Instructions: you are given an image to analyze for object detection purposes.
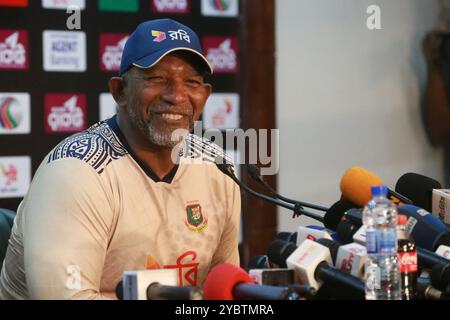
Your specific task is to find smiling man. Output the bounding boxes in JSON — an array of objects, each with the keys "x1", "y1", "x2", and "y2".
[{"x1": 0, "y1": 19, "x2": 241, "y2": 300}]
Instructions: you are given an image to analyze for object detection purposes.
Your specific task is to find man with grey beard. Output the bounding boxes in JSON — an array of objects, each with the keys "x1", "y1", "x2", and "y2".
[{"x1": 0, "y1": 19, "x2": 241, "y2": 300}]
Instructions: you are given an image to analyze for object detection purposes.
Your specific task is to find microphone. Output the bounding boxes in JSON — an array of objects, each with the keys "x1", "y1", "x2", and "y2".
[
  {"x1": 432, "y1": 189, "x2": 450, "y2": 224},
  {"x1": 118, "y1": 269, "x2": 203, "y2": 300},
  {"x1": 246, "y1": 163, "x2": 328, "y2": 212},
  {"x1": 335, "y1": 242, "x2": 367, "y2": 279},
  {"x1": 436, "y1": 245, "x2": 450, "y2": 259},
  {"x1": 215, "y1": 157, "x2": 324, "y2": 222},
  {"x1": 334, "y1": 204, "x2": 449, "y2": 252},
  {"x1": 116, "y1": 280, "x2": 203, "y2": 300},
  {"x1": 272, "y1": 232, "x2": 340, "y2": 265},
  {"x1": 340, "y1": 166, "x2": 412, "y2": 207},
  {"x1": 267, "y1": 238, "x2": 365, "y2": 298},
  {"x1": 276, "y1": 232, "x2": 298, "y2": 244},
  {"x1": 323, "y1": 199, "x2": 360, "y2": 231},
  {"x1": 247, "y1": 255, "x2": 273, "y2": 270},
  {"x1": 296, "y1": 225, "x2": 333, "y2": 246},
  {"x1": 203, "y1": 263, "x2": 300, "y2": 300},
  {"x1": 397, "y1": 205, "x2": 449, "y2": 251},
  {"x1": 395, "y1": 173, "x2": 442, "y2": 212},
  {"x1": 248, "y1": 268, "x2": 317, "y2": 299},
  {"x1": 285, "y1": 239, "x2": 365, "y2": 298}
]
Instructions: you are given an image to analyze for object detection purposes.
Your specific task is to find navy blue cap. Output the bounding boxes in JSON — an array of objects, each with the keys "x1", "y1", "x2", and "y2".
[{"x1": 119, "y1": 19, "x2": 213, "y2": 76}]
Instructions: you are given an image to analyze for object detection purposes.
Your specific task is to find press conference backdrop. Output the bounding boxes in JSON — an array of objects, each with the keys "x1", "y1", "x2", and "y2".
[{"x1": 0, "y1": 0, "x2": 242, "y2": 217}]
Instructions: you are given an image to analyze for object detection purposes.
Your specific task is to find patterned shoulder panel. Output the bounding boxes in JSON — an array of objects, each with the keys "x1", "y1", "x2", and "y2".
[
  {"x1": 47, "y1": 121, "x2": 128, "y2": 174},
  {"x1": 180, "y1": 134, "x2": 234, "y2": 165}
]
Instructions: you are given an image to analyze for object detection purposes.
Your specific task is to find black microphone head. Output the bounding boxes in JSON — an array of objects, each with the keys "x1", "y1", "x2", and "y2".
[
  {"x1": 323, "y1": 199, "x2": 359, "y2": 231},
  {"x1": 430, "y1": 264, "x2": 450, "y2": 291},
  {"x1": 247, "y1": 255, "x2": 271, "y2": 270},
  {"x1": 395, "y1": 173, "x2": 442, "y2": 212},
  {"x1": 315, "y1": 238, "x2": 340, "y2": 265},
  {"x1": 336, "y1": 220, "x2": 360, "y2": 244},
  {"x1": 276, "y1": 232, "x2": 297, "y2": 244},
  {"x1": 267, "y1": 239, "x2": 297, "y2": 268},
  {"x1": 115, "y1": 280, "x2": 123, "y2": 300}
]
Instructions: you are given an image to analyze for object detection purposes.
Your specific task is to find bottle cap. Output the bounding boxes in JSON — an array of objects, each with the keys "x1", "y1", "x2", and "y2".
[
  {"x1": 371, "y1": 185, "x2": 388, "y2": 197},
  {"x1": 397, "y1": 214, "x2": 408, "y2": 225}
]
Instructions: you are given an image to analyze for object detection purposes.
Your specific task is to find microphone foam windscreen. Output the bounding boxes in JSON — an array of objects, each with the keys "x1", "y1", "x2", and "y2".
[
  {"x1": 203, "y1": 263, "x2": 253, "y2": 300},
  {"x1": 340, "y1": 166, "x2": 384, "y2": 207},
  {"x1": 323, "y1": 199, "x2": 359, "y2": 230},
  {"x1": 266, "y1": 239, "x2": 297, "y2": 268},
  {"x1": 395, "y1": 173, "x2": 442, "y2": 212}
]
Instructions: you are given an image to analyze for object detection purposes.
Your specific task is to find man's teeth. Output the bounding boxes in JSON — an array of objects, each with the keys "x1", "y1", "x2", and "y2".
[{"x1": 161, "y1": 113, "x2": 183, "y2": 120}]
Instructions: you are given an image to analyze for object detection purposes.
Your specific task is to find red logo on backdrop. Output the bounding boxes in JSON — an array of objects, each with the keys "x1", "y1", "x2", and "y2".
[
  {"x1": 99, "y1": 33, "x2": 129, "y2": 72},
  {"x1": 398, "y1": 252, "x2": 418, "y2": 273},
  {"x1": 0, "y1": 30, "x2": 28, "y2": 70},
  {"x1": 0, "y1": 0, "x2": 28, "y2": 6},
  {"x1": 150, "y1": 0, "x2": 190, "y2": 14},
  {"x1": 2, "y1": 164, "x2": 17, "y2": 186},
  {"x1": 203, "y1": 36, "x2": 239, "y2": 73},
  {"x1": 44, "y1": 94, "x2": 87, "y2": 133}
]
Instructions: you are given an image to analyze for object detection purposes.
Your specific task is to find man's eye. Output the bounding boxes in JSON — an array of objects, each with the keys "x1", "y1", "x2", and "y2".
[
  {"x1": 145, "y1": 76, "x2": 166, "y2": 82},
  {"x1": 187, "y1": 79, "x2": 202, "y2": 87}
]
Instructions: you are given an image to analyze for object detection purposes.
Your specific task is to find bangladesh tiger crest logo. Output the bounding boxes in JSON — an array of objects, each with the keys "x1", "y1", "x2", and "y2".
[{"x1": 185, "y1": 201, "x2": 208, "y2": 233}]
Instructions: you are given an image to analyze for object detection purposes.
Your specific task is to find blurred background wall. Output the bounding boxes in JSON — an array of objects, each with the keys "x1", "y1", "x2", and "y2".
[{"x1": 276, "y1": 0, "x2": 444, "y2": 231}]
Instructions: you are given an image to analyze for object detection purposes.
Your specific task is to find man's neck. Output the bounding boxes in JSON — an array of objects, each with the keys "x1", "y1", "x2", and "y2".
[{"x1": 116, "y1": 114, "x2": 177, "y2": 180}]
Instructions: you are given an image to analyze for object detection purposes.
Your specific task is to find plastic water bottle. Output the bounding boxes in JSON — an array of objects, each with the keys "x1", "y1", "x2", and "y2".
[{"x1": 363, "y1": 185, "x2": 401, "y2": 300}]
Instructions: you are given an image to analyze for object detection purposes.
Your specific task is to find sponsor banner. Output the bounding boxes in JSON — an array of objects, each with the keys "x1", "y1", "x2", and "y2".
[
  {"x1": 43, "y1": 30, "x2": 86, "y2": 72},
  {"x1": 42, "y1": 0, "x2": 85, "y2": 10},
  {"x1": 203, "y1": 36, "x2": 239, "y2": 73},
  {"x1": 0, "y1": 156, "x2": 31, "y2": 199},
  {"x1": 44, "y1": 93, "x2": 87, "y2": 133},
  {"x1": 0, "y1": 93, "x2": 30, "y2": 135},
  {"x1": 203, "y1": 93, "x2": 239, "y2": 130},
  {"x1": 150, "y1": 0, "x2": 190, "y2": 14},
  {"x1": 0, "y1": 0, "x2": 28, "y2": 7},
  {"x1": 0, "y1": 30, "x2": 28, "y2": 70},
  {"x1": 99, "y1": 93, "x2": 118, "y2": 121},
  {"x1": 98, "y1": 0, "x2": 139, "y2": 12},
  {"x1": 99, "y1": 33, "x2": 129, "y2": 72},
  {"x1": 201, "y1": 0, "x2": 238, "y2": 17}
]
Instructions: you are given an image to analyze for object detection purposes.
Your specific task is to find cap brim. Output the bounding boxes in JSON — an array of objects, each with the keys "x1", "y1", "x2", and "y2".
[{"x1": 132, "y1": 47, "x2": 213, "y2": 75}]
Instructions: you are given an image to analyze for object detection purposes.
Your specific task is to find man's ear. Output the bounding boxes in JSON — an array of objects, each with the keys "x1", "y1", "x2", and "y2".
[{"x1": 108, "y1": 77, "x2": 126, "y2": 107}]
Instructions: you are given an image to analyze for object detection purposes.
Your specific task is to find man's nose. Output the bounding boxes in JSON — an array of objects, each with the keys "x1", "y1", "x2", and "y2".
[{"x1": 161, "y1": 79, "x2": 189, "y2": 105}]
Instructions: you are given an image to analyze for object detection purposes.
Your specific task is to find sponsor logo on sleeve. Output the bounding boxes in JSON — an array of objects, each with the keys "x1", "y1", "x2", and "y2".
[
  {"x1": 43, "y1": 30, "x2": 86, "y2": 72},
  {"x1": 0, "y1": 93, "x2": 30, "y2": 134},
  {"x1": 0, "y1": 156, "x2": 31, "y2": 199},
  {"x1": 0, "y1": 30, "x2": 28, "y2": 70},
  {"x1": 203, "y1": 37, "x2": 238, "y2": 73},
  {"x1": 44, "y1": 94, "x2": 87, "y2": 133}
]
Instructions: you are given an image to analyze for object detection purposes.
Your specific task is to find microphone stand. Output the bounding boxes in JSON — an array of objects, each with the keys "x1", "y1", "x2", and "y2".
[{"x1": 215, "y1": 159, "x2": 324, "y2": 222}]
